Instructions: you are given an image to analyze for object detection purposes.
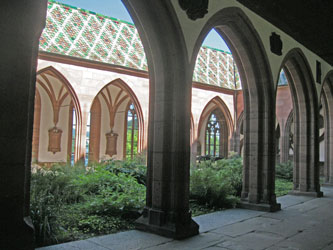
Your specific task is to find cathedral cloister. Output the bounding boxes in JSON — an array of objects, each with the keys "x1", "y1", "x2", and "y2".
[{"x1": 1, "y1": 0, "x2": 333, "y2": 249}]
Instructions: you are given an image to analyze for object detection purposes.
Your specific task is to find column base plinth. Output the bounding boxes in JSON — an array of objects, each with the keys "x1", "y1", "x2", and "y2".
[{"x1": 135, "y1": 209, "x2": 199, "y2": 239}]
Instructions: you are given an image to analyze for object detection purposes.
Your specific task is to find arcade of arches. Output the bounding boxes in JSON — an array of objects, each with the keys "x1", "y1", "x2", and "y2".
[{"x1": 1, "y1": 0, "x2": 333, "y2": 248}]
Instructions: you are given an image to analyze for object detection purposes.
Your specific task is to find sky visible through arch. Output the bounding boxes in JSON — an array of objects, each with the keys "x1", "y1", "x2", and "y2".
[{"x1": 55, "y1": 0, "x2": 231, "y2": 52}]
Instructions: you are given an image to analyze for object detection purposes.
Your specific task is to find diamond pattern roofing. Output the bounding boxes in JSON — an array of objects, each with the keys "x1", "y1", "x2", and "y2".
[{"x1": 39, "y1": 0, "x2": 241, "y2": 89}]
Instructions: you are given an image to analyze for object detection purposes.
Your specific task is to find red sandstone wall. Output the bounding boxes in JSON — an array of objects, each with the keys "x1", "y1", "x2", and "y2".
[
  {"x1": 276, "y1": 86, "x2": 293, "y2": 129},
  {"x1": 236, "y1": 86, "x2": 293, "y2": 128}
]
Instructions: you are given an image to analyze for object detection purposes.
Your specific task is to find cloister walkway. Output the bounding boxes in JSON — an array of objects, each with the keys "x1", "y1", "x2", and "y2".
[{"x1": 38, "y1": 186, "x2": 333, "y2": 250}]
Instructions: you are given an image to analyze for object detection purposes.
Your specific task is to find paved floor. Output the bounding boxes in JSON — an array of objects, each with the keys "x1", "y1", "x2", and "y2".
[{"x1": 38, "y1": 186, "x2": 333, "y2": 250}]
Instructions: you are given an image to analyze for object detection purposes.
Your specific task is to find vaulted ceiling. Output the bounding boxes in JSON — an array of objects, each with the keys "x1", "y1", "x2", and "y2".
[{"x1": 236, "y1": 0, "x2": 333, "y2": 66}]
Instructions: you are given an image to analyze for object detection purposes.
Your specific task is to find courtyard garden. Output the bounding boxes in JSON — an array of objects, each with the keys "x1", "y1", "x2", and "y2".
[{"x1": 30, "y1": 155, "x2": 293, "y2": 247}]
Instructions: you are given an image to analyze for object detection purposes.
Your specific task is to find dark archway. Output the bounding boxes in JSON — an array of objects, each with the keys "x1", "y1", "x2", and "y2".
[{"x1": 191, "y1": 7, "x2": 278, "y2": 211}]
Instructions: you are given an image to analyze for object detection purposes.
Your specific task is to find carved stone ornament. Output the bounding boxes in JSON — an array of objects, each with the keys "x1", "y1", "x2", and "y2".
[
  {"x1": 179, "y1": 0, "x2": 209, "y2": 20},
  {"x1": 270, "y1": 32, "x2": 283, "y2": 56},
  {"x1": 48, "y1": 127, "x2": 62, "y2": 154},
  {"x1": 105, "y1": 131, "x2": 118, "y2": 157}
]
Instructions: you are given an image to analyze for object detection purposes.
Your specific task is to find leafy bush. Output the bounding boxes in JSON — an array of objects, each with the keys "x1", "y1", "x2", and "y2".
[
  {"x1": 73, "y1": 167, "x2": 145, "y2": 216},
  {"x1": 30, "y1": 162, "x2": 146, "y2": 247},
  {"x1": 190, "y1": 156, "x2": 242, "y2": 209},
  {"x1": 276, "y1": 161, "x2": 293, "y2": 181},
  {"x1": 100, "y1": 159, "x2": 147, "y2": 185},
  {"x1": 275, "y1": 178, "x2": 293, "y2": 197},
  {"x1": 30, "y1": 165, "x2": 85, "y2": 246},
  {"x1": 57, "y1": 207, "x2": 133, "y2": 240}
]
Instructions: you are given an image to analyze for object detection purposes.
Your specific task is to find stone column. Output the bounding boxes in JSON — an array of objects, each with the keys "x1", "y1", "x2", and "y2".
[
  {"x1": 0, "y1": 1, "x2": 47, "y2": 249},
  {"x1": 122, "y1": 0, "x2": 199, "y2": 239},
  {"x1": 322, "y1": 82, "x2": 333, "y2": 186},
  {"x1": 135, "y1": 71, "x2": 199, "y2": 237},
  {"x1": 239, "y1": 106, "x2": 280, "y2": 212},
  {"x1": 230, "y1": 132, "x2": 240, "y2": 154},
  {"x1": 280, "y1": 119, "x2": 291, "y2": 163},
  {"x1": 283, "y1": 55, "x2": 322, "y2": 198}
]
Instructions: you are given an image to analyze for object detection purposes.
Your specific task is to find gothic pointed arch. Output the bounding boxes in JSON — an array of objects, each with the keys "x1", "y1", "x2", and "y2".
[
  {"x1": 321, "y1": 70, "x2": 333, "y2": 185},
  {"x1": 279, "y1": 48, "x2": 321, "y2": 196},
  {"x1": 89, "y1": 78, "x2": 144, "y2": 161},
  {"x1": 35, "y1": 66, "x2": 82, "y2": 164},
  {"x1": 123, "y1": 101, "x2": 140, "y2": 160},
  {"x1": 191, "y1": 7, "x2": 278, "y2": 209},
  {"x1": 197, "y1": 96, "x2": 233, "y2": 158}
]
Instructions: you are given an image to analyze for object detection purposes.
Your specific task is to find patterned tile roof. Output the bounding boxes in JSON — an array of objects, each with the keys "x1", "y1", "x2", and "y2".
[{"x1": 39, "y1": 0, "x2": 241, "y2": 89}]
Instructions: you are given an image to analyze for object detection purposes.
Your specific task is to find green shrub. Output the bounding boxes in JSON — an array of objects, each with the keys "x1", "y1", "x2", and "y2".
[
  {"x1": 73, "y1": 168, "x2": 146, "y2": 216},
  {"x1": 30, "y1": 162, "x2": 146, "y2": 247},
  {"x1": 57, "y1": 207, "x2": 133, "y2": 240},
  {"x1": 101, "y1": 159, "x2": 147, "y2": 185},
  {"x1": 275, "y1": 178, "x2": 293, "y2": 197},
  {"x1": 190, "y1": 156, "x2": 242, "y2": 209},
  {"x1": 30, "y1": 165, "x2": 85, "y2": 246},
  {"x1": 276, "y1": 161, "x2": 293, "y2": 181}
]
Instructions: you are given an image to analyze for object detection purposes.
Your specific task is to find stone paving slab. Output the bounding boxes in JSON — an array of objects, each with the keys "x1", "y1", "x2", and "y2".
[
  {"x1": 38, "y1": 239, "x2": 110, "y2": 250},
  {"x1": 145, "y1": 232, "x2": 228, "y2": 250},
  {"x1": 211, "y1": 217, "x2": 281, "y2": 237},
  {"x1": 193, "y1": 209, "x2": 264, "y2": 233},
  {"x1": 266, "y1": 228, "x2": 333, "y2": 250},
  {"x1": 286, "y1": 197, "x2": 330, "y2": 213},
  {"x1": 88, "y1": 230, "x2": 172, "y2": 250},
  {"x1": 217, "y1": 231, "x2": 283, "y2": 250},
  {"x1": 254, "y1": 219, "x2": 305, "y2": 238},
  {"x1": 202, "y1": 247, "x2": 229, "y2": 250},
  {"x1": 322, "y1": 242, "x2": 333, "y2": 250},
  {"x1": 277, "y1": 195, "x2": 314, "y2": 209}
]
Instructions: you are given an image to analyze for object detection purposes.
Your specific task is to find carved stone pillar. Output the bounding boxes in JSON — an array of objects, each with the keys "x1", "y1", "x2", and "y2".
[{"x1": 0, "y1": 1, "x2": 48, "y2": 249}]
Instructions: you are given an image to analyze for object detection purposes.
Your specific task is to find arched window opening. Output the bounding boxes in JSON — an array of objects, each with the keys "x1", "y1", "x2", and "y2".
[
  {"x1": 205, "y1": 112, "x2": 222, "y2": 156},
  {"x1": 125, "y1": 103, "x2": 139, "y2": 160},
  {"x1": 85, "y1": 112, "x2": 91, "y2": 166},
  {"x1": 71, "y1": 107, "x2": 76, "y2": 166},
  {"x1": 276, "y1": 68, "x2": 292, "y2": 164}
]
